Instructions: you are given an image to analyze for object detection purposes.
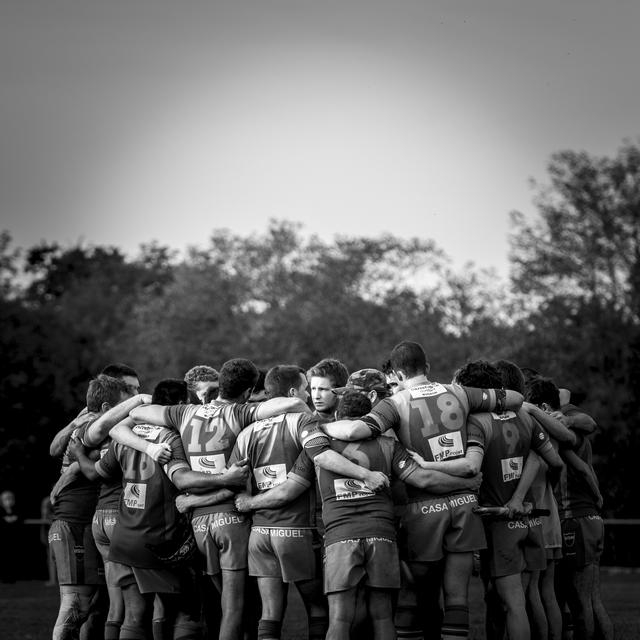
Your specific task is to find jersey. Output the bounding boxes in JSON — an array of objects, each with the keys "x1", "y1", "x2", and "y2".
[
  {"x1": 361, "y1": 379, "x2": 500, "y2": 501},
  {"x1": 466, "y1": 408, "x2": 550, "y2": 507},
  {"x1": 95, "y1": 424, "x2": 191, "y2": 569},
  {"x1": 53, "y1": 412, "x2": 100, "y2": 524},
  {"x1": 230, "y1": 412, "x2": 324, "y2": 528},
  {"x1": 555, "y1": 430, "x2": 599, "y2": 519},
  {"x1": 316, "y1": 437, "x2": 419, "y2": 546},
  {"x1": 163, "y1": 400, "x2": 261, "y2": 515}
]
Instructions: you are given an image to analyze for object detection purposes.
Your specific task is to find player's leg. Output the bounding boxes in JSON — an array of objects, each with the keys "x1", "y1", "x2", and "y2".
[
  {"x1": 53, "y1": 585, "x2": 97, "y2": 640},
  {"x1": 540, "y1": 559, "x2": 563, "y2": 640},
  {"x1": 590, "y1": 564, "x2": 613, "y2": 640},
  {"x1": 494, "y1": 573, "x2": 530, "y2": 640},
  {"x1": 525, "y1": 570, "x2": 548, "y2": 640},
  {"x1": 326, "y1": 587, "x2": 358, "y2": 640},
  {"x1": 256, "y1": 577, "x2": 287, "y2": 639},
  {"x1": 407, "y1": 560, "x2": 444, "y2": 640},
  {"x1": 566, "y1": 564, "x2": 595, "y2": 639},
  {"x1": 119, "y1": 582, "x2": 154, "y2": 640},
  {"x1": 441, "y1": 551, "x2": 473, "y2": 640},
  {"x1": 367, "y1": 587, "x2": 397, "y2": 640},
  {"x1": 219, "y1": 569, "x2": 246, "y2": 640}
]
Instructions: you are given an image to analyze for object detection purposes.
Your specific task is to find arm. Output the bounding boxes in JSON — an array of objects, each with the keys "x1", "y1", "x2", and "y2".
[
  {"x1": 313, "y1": 449, "x2": 389, "y2": 491},
  {"x1": 175, "y1": 489, "x2": 235, "y2": 514},
  {"x1": 83, "y1": 394, "x2": 152, "y2": 447},
  {"x1": 407, "y1": 468, "x2": 483, "y2": 493},
  {"x1": 49, "y1": 407, "x2": 88, "y2": 457},
  {"x1": 523, "y1": 403, "x2": 576, "y2": 445},
  {"x1": 504, "y1": 390, "x2": 524, "y2": 410},
  {"x1": 255, "y1": 397, "x2": 311, "y2": 420},
  {"x1": 129, "y1": 404, "x2": 171, "y2": 426},
  {"x1": 321, "y1": 419, "x2": 375, "y2": 442},
  {"x1": 67, "y1": 437, "x2": 100, "y2": 481},
  {"x1": 49, "y1": 462, "x2": 81, "y2": 505},
  {"x1": 234, "y1": 476, "x2": 308, "y2": 512},
  {"x1": 170, "y1": 459, "x2": 250, "y2": 493},
  {"x1": 504, "y1": 451, "x2": 541, "y2": 516},
  {"x1": 408, "y1": 447, "x2": 484, "y2": 478},
  {"x1": 561, "y1": 410, "x2": 597, "y2": 435},
  {"x1": 109, "y1": 417, "x2": 171, "y2": 463}
]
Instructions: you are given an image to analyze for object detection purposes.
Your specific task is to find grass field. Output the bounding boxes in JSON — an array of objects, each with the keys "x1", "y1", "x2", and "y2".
[{"x1": 3, "y1": 568, "x2": 639, "y2": 639}]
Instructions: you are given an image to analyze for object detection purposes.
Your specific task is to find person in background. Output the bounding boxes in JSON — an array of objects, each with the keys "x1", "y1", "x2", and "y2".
[{"x1": 0, "y1": 489, "x2": 23, "y2": 583}]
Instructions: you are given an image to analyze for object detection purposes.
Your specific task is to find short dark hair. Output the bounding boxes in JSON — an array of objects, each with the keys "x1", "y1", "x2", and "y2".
[
  {"x1": 381, "y1": 359, "x2": 394, "y2": 375},
  {"x1": 525, "y1": 377, "x2": 560, "y2": 410},
  {"x1": 520, "y1": 367, "x2": 541, "y2": 386},
  {"x1": 453, "y1": 360, "x2": 503, "y2": 389},
  {"x1": 218, "y1": 359, "x2": 259, "y2": 399},
  {"x1": 101, "y1": 363, "x2": 139, "y2": 380},
  {"x1": 265, "y1": 365, "x2": 305, "y2": 399},
  {"x1": 184, "y1": 365, "x2": 219, "y2": 390},
  {"x1": 86, "y1": 374, "x2": 128, "y2": 413},
  {"x1": 493, "y1": 359, "x2": 526, "y2": 394},
  {"x1": 306, "y1": 358, "x2": 349, "y2": 388},
  {"x1": 390, "y1": 341, "x2": 428, "y2": 377},
  {"x1": 152, "y1": 379, "x2": 188, "y2": 406},
  {"x1": 335, "y1": 390, "x2": 372, "y2": 420}
]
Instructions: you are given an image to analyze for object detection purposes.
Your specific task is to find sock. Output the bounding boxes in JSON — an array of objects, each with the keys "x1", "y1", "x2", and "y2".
[
  {"x1": 309, "y1": 615, "x2": 328, "y2": 640},
  {"x1": 441, "y1": 605, "x2": 469, "y2": 639},
  {"x1": 119, "y1": 624, "x2": 149, "y2": 640},
  {"x1": 104, "y1": 621, "x2": 122, "y2": 640},
  {"x1": 257, "y1": 618, "x2": 282, "y2": 640}
]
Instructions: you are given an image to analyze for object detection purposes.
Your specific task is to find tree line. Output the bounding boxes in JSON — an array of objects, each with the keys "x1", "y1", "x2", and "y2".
[{"x1": 2, "y1": 140, "x2": 639, "y2": 519}]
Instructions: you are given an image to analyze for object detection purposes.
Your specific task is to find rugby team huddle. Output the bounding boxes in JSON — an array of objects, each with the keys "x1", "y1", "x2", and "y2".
[{"x1": 47, "y1": 340, "x2": 611, "y2": 640}]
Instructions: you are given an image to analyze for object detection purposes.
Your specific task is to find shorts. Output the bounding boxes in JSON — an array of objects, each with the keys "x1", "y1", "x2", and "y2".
[
  {"x1": 323, "y1": 537, "x2": 401, "y2": 594},
  {"x1": 482, "y1": 516, "x2": 546, "y2": 578},
  {"x1": 401, "y1": 493, "x2": 486, "y2": 562},
  {"x1": 248, "y1": 526, "x2": 315, "y2": 583},
  {"x1": 49, "y1": 519, "x2": 104, "y2": 585},
  {"x1": 110, "y1": 561, "x2": 190, "y2": 594},
  {"x1": 92, "y1": 509, "x2": 119, "y2": 587},
  {"x1": 561, "y1": 515, "x2": 604, "y2": 568},
  {"x1": 546, "y1": 547, "x2": 563, "y2": 561},
  {"x1": 191, "y1": 510, "x2": 250, "y2": 575}
]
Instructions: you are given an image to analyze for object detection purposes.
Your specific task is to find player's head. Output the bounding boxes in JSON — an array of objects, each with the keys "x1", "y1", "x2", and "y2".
[
  {"x1": 333, "y1": 368, "x2": 391, "y2": 407},
  {"x1": 389, "y1": 341, "x2": 429, "y2": 379},
  {"x1": 100, "y1": 363, "x2": 140, "y2": 397},
  {"x1": 265, "y1": 365, "x2": 309, "y2": 403},
  {"x1": 152, "y1": 379, "x2": 189, "y2": 406},
  {"x1": 249, "y1": 369, "x2": 268, "y2": 402},
  {"x1": 520, "y1": 366, "x2": 541, "y2": 386},
  {"x1": 306, "y1": 358, "x2": 349, "y2": 415},
  {"x1": 183, "y1": 364, "x2": 219, "y2": 404},
  {"x1": 335, "y1": 389, "x2": 372, "y2": 420},
  {"x1": 218, "y1": 359, "x2": 259, "y2": 403},
  {"x1": 493, "y1": 359, "x2": 526, "y2": 394},
  {"x1": 381, "y1": 358, "x2": 404, "y2": 394},
  {"x1": 86, "y1": 374, "x2": 130, "y2": 413},
  {"x1": 452, "y1": 360, "x2": 502, "y2": 388},
  {"x1": 525, "y1": 376, "x2": 560, "y2": 411}
]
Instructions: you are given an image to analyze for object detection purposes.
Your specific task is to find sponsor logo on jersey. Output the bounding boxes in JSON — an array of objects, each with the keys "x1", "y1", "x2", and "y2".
[
  {"x1": 490, "y1": 411, "x2": 517, "y2": 421},
  {"x1": 123, "y1": 482, "x2": 147, "y2": 509},
  {"x1": 254, "y1": 464, "x2": 287, "y2": 490},
  {"x1": 253, "y1": 416, "x2": 285, "y2": 432},
  {"x1": 409, "y1": 382, "x2": 447, "y2": 399},
  {"x1": 428, "y1": 430, "x2": 464, "y2": 461},
  {"x1": 448, "y1": 493, "x2": 477, "y2": 508},
  {"x1": 421, "y1": 500, "x2": 449, "y2": 515},
  {"x1": 200, "y1": 404, "x2": 223, "y2": 419},
  {"x1": 190, "y1": 453, "x2": 226, "y2": 474},
  {"x1": 104, "y1": 515, "x2": 117, "y2": 527},
  {"x1": 133, "y1": 424, "x2": 164, "y2": 441},
  {"x1": 500, "y1": 456, "x2": 523, "y2": 482},
  {"x1": 334, "y1": 478, "x2": 374, "y2": 501}
]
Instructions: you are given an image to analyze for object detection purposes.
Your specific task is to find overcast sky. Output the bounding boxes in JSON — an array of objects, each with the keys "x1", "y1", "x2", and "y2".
[{"x1": 1, "y1": 0, "x2": 639, "y2": 276}]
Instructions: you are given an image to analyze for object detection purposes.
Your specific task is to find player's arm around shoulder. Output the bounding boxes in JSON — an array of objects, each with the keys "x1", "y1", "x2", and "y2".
[{"x1": 254, "y1": 396, "x2": 311, "y2": 420}]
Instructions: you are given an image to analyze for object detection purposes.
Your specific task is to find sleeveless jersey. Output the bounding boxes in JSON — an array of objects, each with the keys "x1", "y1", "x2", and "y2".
[
  {"x1": 316, "y1": 437, "x2": 418, "y2": 546},
  {"x1": 466, "y1": 408, "x2": 550, "y2": 507},
  {"x1": 164, "y1": 400, "x2": 260, "y2": 515},
  {"x1": 230, "y1": 412, "x2": 322, "y2": 528},
  {"x1": 95, "y1": 424, "x2": 191, "y2": 568}
]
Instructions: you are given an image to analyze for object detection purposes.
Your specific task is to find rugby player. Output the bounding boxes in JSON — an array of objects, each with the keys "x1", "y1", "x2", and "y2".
[
  {"x1": 526, "y1": 377, "x2": 613, "y2": 640},
  {"x1": 49, "y1": 372, "x2": 142, "y2": 640},
  {"x1": 307, "y1": 358, "x2": 349, "y2": 421},
  {"x1": 229, "y1": 364, "x2": 389, "y2": 640},
  {"x1": 184, "y1": 365, "x2": 220, "y2": 404},
  {"x1": 124, "y1": 358, "x2": 313, "y2": 640},
  {"x1": 322, "y1": 342, "x2": 524, "y2": 640},
  {"x1": 93, "y1": 378, "x2": 250, "y2": 640},
  {"x1": 447, "y1": 361, "x2": 563, "y2": 640}
]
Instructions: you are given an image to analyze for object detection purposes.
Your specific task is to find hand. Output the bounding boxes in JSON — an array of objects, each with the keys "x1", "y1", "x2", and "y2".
[
  {"x1": 68, "y1": 435, "x2": 85, "y2": 461},
  {"x1": 504, "y1": 497, "x2": 529, "y2": 519},
  {"x1": 175, "y1": 494, "x2": 194, "y2": 514},
  {"x1": 407, "y1": 450, "x2": 428, "y2": 468},
  {"x1": 595, "y1": 492, "x2": 604, "y2": 510},
  {"x1": 138, "y1": 393, "x2": 153, "y2": 404},
  {"x1": 234, "y1": 492, "x2": 254, "y2": 512},
  {"x1": 362, "y1": 470, "x2": 389, "y2": 492},
  {"x1": 223, "y1": 459, "x2": 250, "y2": 487},
  {"x1": 146, "y1": 442, "x2": 172, "y2": 463},
  {"x1": 549, "y1": 411, "x2": 569, "y2": 427}
]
